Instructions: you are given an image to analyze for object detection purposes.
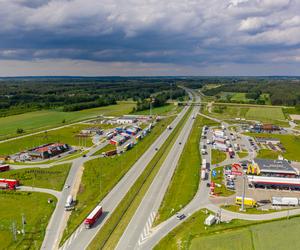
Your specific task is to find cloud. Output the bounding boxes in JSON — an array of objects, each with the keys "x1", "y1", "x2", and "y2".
[{"x1": 0, "y1": 0, "x2": 299, "y2": 75}]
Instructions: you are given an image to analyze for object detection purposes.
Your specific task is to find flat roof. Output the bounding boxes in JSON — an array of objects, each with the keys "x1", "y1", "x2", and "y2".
[
  {"x1": 255, "y1": 137, "x2": 280, "y2": 142},
  {"x1": 254, "y1": 158, "x2": 296, "y2": 174}
]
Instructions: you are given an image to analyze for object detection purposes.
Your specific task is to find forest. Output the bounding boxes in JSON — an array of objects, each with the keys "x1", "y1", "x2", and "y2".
[
  {"x1": 0, "y1": 77, "x2": 187, "y2": 117},
  {"x1": 203, "y1": 78, "x2": 300, "y2": 106}
]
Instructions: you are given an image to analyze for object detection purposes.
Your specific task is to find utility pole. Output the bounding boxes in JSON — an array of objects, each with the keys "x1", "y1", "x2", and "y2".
[
  {"x1": 21, "y1": 213, "x2": 26, "y2": 235},
  {"x1": 241, "y1": 175, "x2": 246, "y2": 211},
  {"x1": 11, "y1": 221, "x2": 17, "y2": 242},
  {"x1": 170, "y1": 82, "x2": 173, "y2": 102}
]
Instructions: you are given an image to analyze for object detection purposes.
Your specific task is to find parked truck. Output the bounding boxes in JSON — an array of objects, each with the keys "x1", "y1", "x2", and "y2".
[
  {"x1": 272, "y1": 197, "x2": 299, "y2": 206},
  {"x1": 201, "y1": 169, "x2": 207, "y2": 180},
  {"x1": 104, "y1": 149, "x2": 117, "y2": 157},
  {"x1": 235, "y1": 196, "x2": 257, "y2": 207},
  {"x1": 0, "y1": 178, "x2": 19, "y2": 190},
  {"x1": 65, "y1": 195, "x2": 74, "y2": 211},
  {"x1": 0, "y1": 165, "x2": 9, "y2": 172},
  {"x1": 202, "y1": 159, "x2": 207, "y2": 170},
  {"x1": 84, "y1": 205, "x2": 103, "y2": 229}
]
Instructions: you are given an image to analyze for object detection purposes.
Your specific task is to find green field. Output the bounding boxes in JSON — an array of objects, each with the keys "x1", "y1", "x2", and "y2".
[
  {"x1": 209, "y1": 104, "x2": 249, "y2": 120},
  {"x1": 211, "y1": 166, "x2": 234, "y2": 196},
  {"x1": 155, "y1": 208, "x2": 300, "y2": 250},
  {"x1": 61, "y1": 116, "x2": 175, "y2": 244},
  {"x1": 154, "y1": 116, "x2": 218, "y2": 225},
  {"x1": 230, "y1": 92, "x2": 252, "y2": 102},
  {"x1": 0, "y1": 124, "x2": 100, "y2": 155},
  {"x1": 0, "y1": 163, "x2": 71, "y2": 191},
  {"x1": 0, "y1": 192, "x2": 56, "y2": 249},
  {"x1": 87, "y1": 107, "x2": 192, "y2": 250},
  {"x1": 0, "y1": 101, "x2": 135, "y2": 140},
  {"x1": 256, "y1": 149, "x2": 280, "y2": 160},
  {"x1": 133, "y1": 104, "x2": 180, "y2": 116},
  {"x1": 92, "y1": 144, "x2": 116, "y2": 156},
  {"x1": 211, "y1": 149, "x2": 227, "y2": 165},
  {"x1": 248, "y1": 133, "x2": 300, "y2": 161},
  {"x1": 246, "y1": 107, "x2": 285, "y2": 121}
]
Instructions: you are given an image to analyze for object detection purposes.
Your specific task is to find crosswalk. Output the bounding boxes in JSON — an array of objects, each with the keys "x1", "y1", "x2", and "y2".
[
  {"x1": 60, "y1": 226, "x2": 83, "y2": 250},
  {"x1": 137, "y1": 211, "x2": 156, "y2": 246}
]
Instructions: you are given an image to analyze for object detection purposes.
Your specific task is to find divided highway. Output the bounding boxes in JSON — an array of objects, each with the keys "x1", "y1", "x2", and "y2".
[
  {"x1": 116, "y1": 93, "x2": 200, "y2": 250},
  {"x1": 59, "y1": 92, "x2": 193, "y2": 250}
]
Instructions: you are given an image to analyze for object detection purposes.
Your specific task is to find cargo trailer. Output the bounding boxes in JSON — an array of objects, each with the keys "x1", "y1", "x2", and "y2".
[
  {"x1": 84, "y1": 205, "x2": 103, "y2": 229},
  {"x1": 272, "y1": 197, "x2": 298, "y2": 206}
]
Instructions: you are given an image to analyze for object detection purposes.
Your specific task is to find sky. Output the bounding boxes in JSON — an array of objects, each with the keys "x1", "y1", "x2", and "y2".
[{"x1": 0, "y1": 0, "x2": 300, "y2": 76}]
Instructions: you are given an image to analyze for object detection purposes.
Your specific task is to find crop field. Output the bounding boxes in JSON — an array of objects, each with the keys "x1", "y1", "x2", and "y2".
[
  {"x1": 155, "y1": 208, "x2": 300, "y2": 250},
  {"x1": 0, "y1": 101, "x2": 135, "y2": 140},
  {"x1": 0, "y1": 191, "x2": 56, "y2": 249},
  {"x1": 0, "y1": 163, "x2": 71, "y2": 191},
  {"x1": 154, "y1": 116, "x2": 218, "y2": 225},
  {"x1": 246, "y1": 107, "x2": 285, "y2": 121},
  {"x1": 61, "y1": 116, "x2": 175, "y2": 244},
  {"x1": 0, "y1": 124, "x2": 99, "y2": 155}
]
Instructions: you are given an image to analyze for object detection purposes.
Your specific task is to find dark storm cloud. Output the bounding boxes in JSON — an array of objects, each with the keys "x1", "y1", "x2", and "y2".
[{"x1": 0, "y1": 0, "x2": 300, "y2": 75}]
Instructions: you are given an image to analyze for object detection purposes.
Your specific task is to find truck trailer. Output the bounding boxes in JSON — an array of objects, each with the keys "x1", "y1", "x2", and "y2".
[
  {"x1": 0, "y1": 178, "x2": 19, "y2": 190},
  {"x1": 65, "y1": 195, "x2": 74, "y2": 211},
  {"x1": 84, "y1": 205, "x2": 103, "y2": 229},
  {"x1": 201, "y1": 169, "x2": 207, "y2": 180},
  {"x1": 0, "y1": 165, "x2": 9, "y2": 172},
  {"x1": 272, "y1": 197, "x2": 299, "y2": 206}
]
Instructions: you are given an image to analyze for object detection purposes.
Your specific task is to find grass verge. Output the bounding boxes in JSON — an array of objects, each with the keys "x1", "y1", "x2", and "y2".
[
  {"x1": 211, "y1": 166, "x2": 235, "y2": 197},
  {"x1": 87, "y1": 107, "x2": 192, "y2": 250},
  {"x1": 211, "y1": 149, "x2": 227, "y2": 165},
  {"x1": 92, "y1": 144, "x2": 116, "y2": 156}
]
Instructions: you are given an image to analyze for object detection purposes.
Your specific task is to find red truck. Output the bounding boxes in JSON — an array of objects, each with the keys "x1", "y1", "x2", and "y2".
[
  {"x1": 105, "y1": 149, "x2": 117, "y2": 157},
  {"x1": 0, "y1": 178, "x2": 19, "y2": 190},
  {"x1": 84, "y1": 205, "x2": 103, "y2": 228},
  {"x1": 0, "y1": 165, "x2": 9, "y2": 172}
]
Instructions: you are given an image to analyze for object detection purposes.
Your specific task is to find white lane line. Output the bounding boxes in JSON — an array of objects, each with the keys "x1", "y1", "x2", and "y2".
[{"x1": 138, "y1": 211, "x2": 157, "y2": 246}]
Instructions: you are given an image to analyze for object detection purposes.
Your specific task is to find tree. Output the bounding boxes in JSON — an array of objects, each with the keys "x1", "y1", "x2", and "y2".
[{"x1": 16, "y1": 128, "x2": 24, "y2": 134}]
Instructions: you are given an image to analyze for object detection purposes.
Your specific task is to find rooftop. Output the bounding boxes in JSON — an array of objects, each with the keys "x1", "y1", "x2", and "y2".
[{"x1": 254, "y1": 158, "x2": 296, "y2": 174}]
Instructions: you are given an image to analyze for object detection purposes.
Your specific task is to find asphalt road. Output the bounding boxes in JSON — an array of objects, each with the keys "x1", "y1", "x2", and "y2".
[
  {"x1": 59, "y1": 95, "x2": 193, "y2": 250},
  {"x1": 41, "y1": 141, "x2": 108, "y2": 250},
  {"x1": 116, "y1": 93, "x2": 200, "y2": 250}
]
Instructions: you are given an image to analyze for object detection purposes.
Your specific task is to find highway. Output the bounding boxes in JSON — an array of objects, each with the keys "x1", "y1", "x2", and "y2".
[
  {"x1": 115, "y1": 93, "x2": 200, "y2": 250},
  {"x1": 59, "y1": 92, "x2": 193, "y2": 250},
  {"x1": 41, "y1": 141, "x2": 109, "y2": 250}
]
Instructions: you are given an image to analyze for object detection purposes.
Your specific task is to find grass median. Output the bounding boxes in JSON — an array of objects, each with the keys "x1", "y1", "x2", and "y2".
[
  {"x1": 87, "y1": 107, "x2": 192, "y2": 250},
  {"x1": 211, "y1": 149, "x2": 227, "y2": 165},
  {"x1": 154, "y1": 116, "x2": 218, "y2": 225},
  {"x1": 60, "y1": 116, "x2": 175, "y2": 245}
]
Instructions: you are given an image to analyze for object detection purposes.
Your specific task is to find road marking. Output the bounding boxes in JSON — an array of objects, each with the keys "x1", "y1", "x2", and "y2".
[{"x1": 138, "y1": 211, "x2": 156, "y2": 246}]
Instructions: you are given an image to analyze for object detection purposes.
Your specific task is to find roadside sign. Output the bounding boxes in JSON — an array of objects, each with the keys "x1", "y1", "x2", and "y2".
[
  {"x1": 212, "y1": 170, "x2": 217, "y2": 177},
  {"x1": 232, "y1": 163, "x2": 241, "y2": 171},
  {"x1": 231, "y1": 170, "x2": 243, "y2": 176}
]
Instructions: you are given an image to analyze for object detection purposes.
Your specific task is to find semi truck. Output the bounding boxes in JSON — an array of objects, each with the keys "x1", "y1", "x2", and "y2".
[
  {"x1": 272, "y1": 197, "x2": 299, "y2": 206},
  {"x1": 84, "y1": 205, "x2": 103, "y2": 229},
  {"x1": 202, "y1": 159, "x2": 207, "y2": 170},
  {"x1": 235, "y1": 196, "x2": 257, "y2": 207},
  {"x1": 0, "y1": 165, "x2": 9, "y2": 172},
  {"x1": 65, "y1": 195, "x2": 74, "y2": 211},
  {"x1": 0, "y1": 182, "x2": 8, "y2": 189},
  {"x1": 0, "y1": 178, "x2": 19, "y2": 190},
  {"x1": 167, "y1": 125, "x2": 172, "y2": 130},
  {"x1": 104, "y1": 149, "x2": 117, "y2": 157}
]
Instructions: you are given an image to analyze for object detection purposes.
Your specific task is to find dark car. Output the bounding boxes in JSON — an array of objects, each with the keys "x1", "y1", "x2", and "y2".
[
  {"x1": 176, "y1": 214, "x2": 186, "y2": 220},
  {"x1": 82, "y1": 154, "x2": 87, "y2": 157}
]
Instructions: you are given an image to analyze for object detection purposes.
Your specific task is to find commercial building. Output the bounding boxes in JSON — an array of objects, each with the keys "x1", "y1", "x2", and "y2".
[
  {"x1": 116, "y1": 116, "x2": 138, "y2": 125},
  {"x1": 28, "y1": 143, "x2": 70, "y2": 159},
  {"x1": 80, "y1": 127, "x2": 103, "y2": 136}
]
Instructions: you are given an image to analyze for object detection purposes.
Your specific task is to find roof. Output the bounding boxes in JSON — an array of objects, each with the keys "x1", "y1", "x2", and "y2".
[
  {"x1": 255, "y1": 137, "x2": 280, "y2": 143},
  {"x1": 254, "y1": 158, "x2": 296, "y2": 174},
  {"x1": 33, "y1": 143, "x2": 65, "y2": 153},
  {"x1": 87, "y1": 205, "x2": 102, "y2": 219}
]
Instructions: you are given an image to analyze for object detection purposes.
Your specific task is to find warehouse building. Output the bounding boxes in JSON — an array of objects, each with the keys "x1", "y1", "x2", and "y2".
[{"x1": 28, "y1": 143, "x2": 70, "y2": 159}]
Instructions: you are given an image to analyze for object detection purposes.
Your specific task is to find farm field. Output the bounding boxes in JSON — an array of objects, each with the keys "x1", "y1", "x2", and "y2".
[
  {"x1": 0, "y1": 192, "x2": 56, "y2": 249},
  {"x1": 0, "y1": 124, "x2": 99, "y2": 155},
  {"x1": 154, "y1": 116, "x2": 218, "y2": 225},
  {"x1": 155, "y1": 208, "x2": 300, "y2": 250},
  {"x1": 246, "y1": 107, "x2": 285, "y2": 121},
  {"x1": 0, "y1": 101, "x2": 135, "y2": 141},
  {"x1": 0, "y1": 163, "x2": 71, "y2": 191},
  {"x1": 248, "y1": 133, "x2": 300, "y2": 161},
  {"x1": 61, "y1": 116, "x2": 175, "y2": 244},
  {"x1": 133, "y1": 104, "x2": 181, "y2": 116},
  {"x1": 211, "y1": 149, "x2": 227, "y2": 165}
]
